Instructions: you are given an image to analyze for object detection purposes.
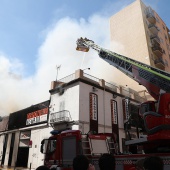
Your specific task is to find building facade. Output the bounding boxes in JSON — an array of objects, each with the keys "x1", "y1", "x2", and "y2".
[
  {"x1": 49, "y1": 69, "x2": 146, "y2": 153},
  {"x1": 110, "y1": 0, "x2": 170, "y2": 92},
  {"x1": 0, "y1": 101, "x2": 52, "y2": 169}
]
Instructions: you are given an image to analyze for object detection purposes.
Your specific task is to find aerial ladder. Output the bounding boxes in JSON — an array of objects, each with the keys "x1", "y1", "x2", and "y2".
[{"x1": 76, "y1": 37, "x2": 170, "y2": 153}]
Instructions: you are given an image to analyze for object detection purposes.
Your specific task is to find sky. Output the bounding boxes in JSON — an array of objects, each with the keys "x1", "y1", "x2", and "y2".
[{"x1": 0, "y1": 0, "x2": 169, "y2": 116}]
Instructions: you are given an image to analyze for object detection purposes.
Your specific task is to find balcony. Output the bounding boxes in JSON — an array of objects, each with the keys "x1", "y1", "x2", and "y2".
[
  {"x1": 148, "y1": 24, "x2": 159, "y2": 35},
  {"x1": 152, "y1": 45, "x2": 163, "y2": 57},
  {"x1": 146, "y1": 13, "x2": 156, "y2": 24},
  {"x1": 49, "y1": 110, "x2": 72, "y2": 126},
  {"x1": 150, "y1": 34, "x2": 160, "y2": 44},
  {"x1": 154, "y1": 58, "x2": 165, "y2": 70},
  {"x1": 146, "y1": 7, "x2": 156, "y2": 24}
]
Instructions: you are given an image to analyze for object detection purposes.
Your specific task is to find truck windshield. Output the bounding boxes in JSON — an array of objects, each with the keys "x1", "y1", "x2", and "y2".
[{"x1": 42, "y1": 139, "x2": 57, "y2": 154}]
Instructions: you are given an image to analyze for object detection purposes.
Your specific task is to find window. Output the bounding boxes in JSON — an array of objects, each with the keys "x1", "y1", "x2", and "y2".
[
  {"x1": 62, "y1": 137, "x2": 76, "y2": 166},
  {"x1": 41, "y1": 139, "x2": 57, "y2": 154}
]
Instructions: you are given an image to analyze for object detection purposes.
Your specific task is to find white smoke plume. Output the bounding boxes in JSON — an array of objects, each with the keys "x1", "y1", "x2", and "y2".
[
  {"x1": 0, "y1": 0, "x2": 156, "y2": 116},
  {"x1": 0, "y1": 14, "x2": 113, "y2": 116}
]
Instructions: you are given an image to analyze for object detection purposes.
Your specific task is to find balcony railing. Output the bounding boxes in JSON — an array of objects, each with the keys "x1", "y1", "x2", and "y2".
[
  {"x1": 154, "y1": 58, "x2": 165, "y2": 70},
  {"x1": 58, "y1": 73, "x2": 75, "y2": 83},
  {"x1": 49, "y1": 110, "x2": 72, "y2": 124},
  {"x1": 84, "y1": 73, "x2": 100, "y2": 83},
  {"x1": 146, "y1": 7, "x2": 156, "y2": 24},
  {"x1": 150, "y1": 34, "x2": 160, "y2": 44},
  {"x1": 105, "y1": 82, "x2": 118, "y2": 93},
  {"x1": 152, "y1": 45, "x2": 163, "y2": 57},
  {"x1": 146, "y1": 13, "x2": 156, "y2": 24},
  {"x1": 148, "y1": 24, "x2": 159, "y2": 35}
]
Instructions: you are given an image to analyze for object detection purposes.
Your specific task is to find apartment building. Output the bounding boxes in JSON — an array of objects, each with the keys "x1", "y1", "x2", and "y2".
[{"x1": 110, "y1": 0, "x2": 170, "y2": 92}]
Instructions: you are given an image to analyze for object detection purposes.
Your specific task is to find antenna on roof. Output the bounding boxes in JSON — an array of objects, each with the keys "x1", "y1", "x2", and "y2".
[{"x1": 56, "y1": 65, "x2": 61, "y2": 82}]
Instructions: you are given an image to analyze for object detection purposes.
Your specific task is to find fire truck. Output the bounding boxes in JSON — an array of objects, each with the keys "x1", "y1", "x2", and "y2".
[{"x1": 41, "y1": 38, "x2": 170, "y2": 170}]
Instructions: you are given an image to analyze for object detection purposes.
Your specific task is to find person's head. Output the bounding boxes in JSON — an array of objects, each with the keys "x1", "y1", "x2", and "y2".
[
  {"x1": 73, "y1": 155, "x2": 89, "y2": 170},
  {"x1": 135, "y1": 159, "x2": 144, "y2": 170},
  {"x1": 36, "y1": 165, "x2": 50, "y2": 170},
  {"x1": 99, "y1": 154, "x2": 115, "y2": 170},
  {"x1": 143, "y1": 156, "x2": 163, "y2": 170}
]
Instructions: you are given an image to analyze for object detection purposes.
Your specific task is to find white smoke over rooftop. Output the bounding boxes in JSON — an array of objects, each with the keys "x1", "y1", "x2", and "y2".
[
  {"x1": 0, "y1": 14, "x2": 115, "y2": 116},
  {"x1": 0, "y1": 0, "x2": 155, "y2": 116}
]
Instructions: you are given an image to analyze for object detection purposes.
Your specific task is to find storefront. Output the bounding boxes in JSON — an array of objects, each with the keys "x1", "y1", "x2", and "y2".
[{"x1": 1, "y1": 100, "x2": 52, "y2": 168}]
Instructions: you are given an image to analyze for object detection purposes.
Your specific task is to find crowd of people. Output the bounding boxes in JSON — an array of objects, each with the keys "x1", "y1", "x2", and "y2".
[{"x1": 35, "y1": 154, "x2": 164, "y2": 170}]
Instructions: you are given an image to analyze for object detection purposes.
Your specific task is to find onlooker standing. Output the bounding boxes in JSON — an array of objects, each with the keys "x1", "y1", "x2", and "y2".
[
  {"x1": 99, "y1": 154, "x2": 115, "y2": 170},
  {"x1": 36, "y1": 165, "x2": 50, "y2": 170},
  {"x1": 73, "y1": 155, "x2": 95, "y2": 170},
  {"x1": 135, "y1": 159, "x2": 145, "y2": 170},
  {"x1": 143, "y1": 156, "x2": 163, "y2": 170}
]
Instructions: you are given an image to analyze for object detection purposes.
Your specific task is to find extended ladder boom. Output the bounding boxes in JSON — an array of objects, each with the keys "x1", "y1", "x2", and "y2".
[{"x1": 76, "y1": 38, "x2": 170, "y2": 100}]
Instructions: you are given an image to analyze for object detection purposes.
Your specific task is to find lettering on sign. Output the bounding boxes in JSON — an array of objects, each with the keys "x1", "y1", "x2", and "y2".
[
  {"x1": 90, "y1": 93, "x2": 98, "y2": 120},
  {"x1": 124, "y1": 98, "x2": 129, "y2": 120},
  {"x1": 26, "y1": 108, "x2": 48, "y2": 125},
  {"x1": 111, "y1": 100, "x2": 118, "y2": 124}
]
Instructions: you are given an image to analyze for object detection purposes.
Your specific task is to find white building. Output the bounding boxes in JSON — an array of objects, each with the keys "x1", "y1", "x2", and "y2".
[{"x1": 49, "y1": 69, "x2": 146, "y2": 153}]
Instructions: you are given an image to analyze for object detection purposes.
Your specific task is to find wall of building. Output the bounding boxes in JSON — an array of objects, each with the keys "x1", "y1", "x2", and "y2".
[
  {"x1": 110, "y1": 0, "x2": 170, "y2": 91},
  {"x1": 79, "y1": 82, "x2": 116, "y2": 134},
  {"x1": 109, "y1": 0, "x2": 150, "y2": 91},
  {"x1": 28, "y1": 126, "x2": 53, "y2": 169},
  {"x1": 50, "y1": 83, "x2": 80, "y2": 122}
]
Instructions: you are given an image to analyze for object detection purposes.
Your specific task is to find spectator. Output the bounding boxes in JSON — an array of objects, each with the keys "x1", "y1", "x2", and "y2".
[
  {"x1": 135, "y1": 159, "x2": 144, "y2": 170},
  {"x1": 99, "y1": 154, "x2": 115, "y2": 170},
  {"x1": 143, "y1": 156, "x2": 163, "y2": 170},
  {"x1": 36, "y1": 165, "x2": 50, "y2": 170},
  {"x1": 73, "y1": 155, "x2": 95, "y2": 170}
]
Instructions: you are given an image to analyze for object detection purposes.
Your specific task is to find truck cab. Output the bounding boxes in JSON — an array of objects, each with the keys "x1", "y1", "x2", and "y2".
[{"x1": 41, "y1": 130, "x2": 117, "y2": 170}]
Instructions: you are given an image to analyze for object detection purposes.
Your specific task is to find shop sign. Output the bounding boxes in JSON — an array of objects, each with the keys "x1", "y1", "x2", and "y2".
[{"x1": 26, "y1": 108, "x2": 48, "y2": 125}]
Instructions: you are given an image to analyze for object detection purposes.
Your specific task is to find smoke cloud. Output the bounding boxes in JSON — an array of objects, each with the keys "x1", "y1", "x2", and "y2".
[
  {"x1": 0, "y1": 14, "x2": 114, "y2": 116},
  {"x1": 1, "y1": 0, "x2": 155, "y2": 116}
]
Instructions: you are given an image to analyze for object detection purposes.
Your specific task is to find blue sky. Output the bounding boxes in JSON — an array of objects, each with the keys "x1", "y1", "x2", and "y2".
[
  {"x1": 0, "y1": 0, "x2": 169, "y2": 76},
  {"x1": 0, "y1": 0, "x2": 169, "y2": 115}
]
